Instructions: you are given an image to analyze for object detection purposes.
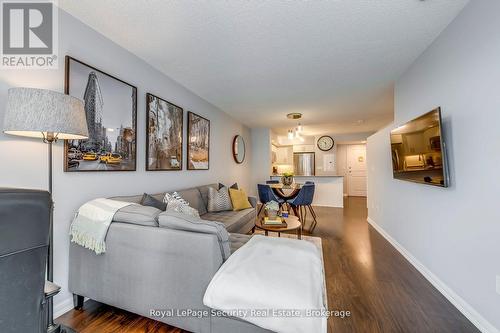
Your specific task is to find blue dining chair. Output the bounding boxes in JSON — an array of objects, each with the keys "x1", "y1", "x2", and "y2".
[
  {"x1": 287, "y1": 183, "x2": 318, "y2": 232},
  {"x1": 257, "y1": 184, "x2": 285, "y2": 216}
]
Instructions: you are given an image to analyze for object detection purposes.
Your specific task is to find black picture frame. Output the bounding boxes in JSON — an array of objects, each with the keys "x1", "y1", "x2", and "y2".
[
  {"x1": 187, "y1": 111, "x2": 210, "y2": 170},
  {"x1": 146, "y1": 93, "x2": 183, "y2": 171},
  {"x1": 64, "y1": 56, "x2": 138, "y2": 172}
]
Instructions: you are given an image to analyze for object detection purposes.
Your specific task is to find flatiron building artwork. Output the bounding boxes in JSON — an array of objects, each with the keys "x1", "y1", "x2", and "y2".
[
  {"x1": 83, "y1": 72, "x2": 104, "y2": 151},
  {"x1": 64, "y1": 57, "x2": 137, "y2": 172}
]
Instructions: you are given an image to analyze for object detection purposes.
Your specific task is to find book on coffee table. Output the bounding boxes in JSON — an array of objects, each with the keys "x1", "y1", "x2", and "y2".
[{"x1": 263, "y1": 217, "x2": 287, "y2": 227}]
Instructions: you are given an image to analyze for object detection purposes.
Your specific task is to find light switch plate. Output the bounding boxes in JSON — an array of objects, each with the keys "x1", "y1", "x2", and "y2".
[{"x1": 496, "y1": 276, "x2": 500, "y2": 295}]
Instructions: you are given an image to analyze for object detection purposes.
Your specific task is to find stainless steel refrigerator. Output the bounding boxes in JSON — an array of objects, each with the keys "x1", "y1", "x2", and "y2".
[{"x1": 293, "y1": 152, "x2": 315, "y2": 176}]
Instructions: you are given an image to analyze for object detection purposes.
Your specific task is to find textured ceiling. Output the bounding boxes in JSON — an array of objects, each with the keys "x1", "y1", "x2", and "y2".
[{"x1": 58, "y1": 0, "x2": 468, "y2": 135}]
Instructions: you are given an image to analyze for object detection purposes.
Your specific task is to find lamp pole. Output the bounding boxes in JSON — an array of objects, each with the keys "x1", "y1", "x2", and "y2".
[{"x1": 43, "y1": 132, "x2": 58, "y2": 333}]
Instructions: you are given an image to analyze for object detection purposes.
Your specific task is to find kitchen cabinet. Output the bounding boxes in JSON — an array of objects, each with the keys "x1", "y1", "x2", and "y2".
[
  {"x1": 275, "y1": 146, "x2": 293, "y2": 165},
  {"x1": 271, "y1": 145, "x2": 277, "y2": 164},
  {"x1": 391, "y1": 134, "x2": 403, "y2": 144},
  {"x1": 293, "y1": 144, "x2": 315, "y2": 152}
]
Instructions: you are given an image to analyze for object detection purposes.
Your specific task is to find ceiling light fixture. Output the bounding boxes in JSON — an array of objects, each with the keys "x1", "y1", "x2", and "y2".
[
  {"x1": 286, "y1": 113, "x2": 303, "y2": 141},
  {"x1": 286, "y1": 112, "x2": 302, "y2": 120}
]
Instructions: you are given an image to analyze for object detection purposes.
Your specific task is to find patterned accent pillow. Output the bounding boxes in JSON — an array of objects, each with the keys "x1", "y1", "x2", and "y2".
[
  {"x1": 207, "y1": 186, "x2": 233, "y2": 212},
  {"x1": 163, "y1": 192, "x2": 200, "y2": 218},
  {"x1": 169, "y1": 192, "x2": 189, "y2": 205}
]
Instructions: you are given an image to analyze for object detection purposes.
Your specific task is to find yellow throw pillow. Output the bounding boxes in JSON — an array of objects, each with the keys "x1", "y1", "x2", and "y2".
[{"x1": 229, "y1": 188, "x2": 252, "y2": 211}]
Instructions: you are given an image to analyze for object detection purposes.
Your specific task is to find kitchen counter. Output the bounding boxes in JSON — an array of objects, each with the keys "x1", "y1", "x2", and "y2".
[
  {"x1": 269, "y1": 175, "x2": 344, "y2": 208},
  {"x1": 271, "y1": 174, "x2": 344, "y2": 177}
]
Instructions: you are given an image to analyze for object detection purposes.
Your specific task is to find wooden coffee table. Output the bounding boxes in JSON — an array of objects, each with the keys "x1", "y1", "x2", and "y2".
[{"x1": 254, "y1": 215, "x2": 302, "y2": 239}]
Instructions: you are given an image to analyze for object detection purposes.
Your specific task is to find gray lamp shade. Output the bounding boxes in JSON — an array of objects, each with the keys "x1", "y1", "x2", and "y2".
[{"x1": 3, "y1": 88, "x2": 88, "y2": 140}]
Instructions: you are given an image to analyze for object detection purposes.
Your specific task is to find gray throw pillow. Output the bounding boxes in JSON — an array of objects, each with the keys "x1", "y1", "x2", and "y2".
[
  {"x1": 158, "y1": 211, "x2": 231, "y2": 260},
  {"x1": 113, "y1": 204, "x2": 161, "y2": 227},
  {"x1": 140, "y1": 193, "x2": 167, "y2": 211},
  {"x1": 207, "y1": 186, "x2": 233, "y2": 212},
  {"x1": 219, "y1": 183, "x2": 239, "y2": 190}
]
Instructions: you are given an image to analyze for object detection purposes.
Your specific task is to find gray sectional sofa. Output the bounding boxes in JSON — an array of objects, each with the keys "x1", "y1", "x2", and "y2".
[
  {"x1": 111, "y1": 183, "x2": 257, "y2": 234},
  {"x1": 69, "y1": 183, "x2": 272, "y2": 333}
]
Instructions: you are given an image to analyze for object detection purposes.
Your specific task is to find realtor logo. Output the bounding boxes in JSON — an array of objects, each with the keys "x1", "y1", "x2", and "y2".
[{"x1": 1, "y1": 0, "x2": 58, "y2": 68}]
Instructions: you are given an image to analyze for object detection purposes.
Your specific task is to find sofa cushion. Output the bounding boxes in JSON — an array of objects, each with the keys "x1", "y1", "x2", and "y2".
[
  {"x1": 197, "y1": 184, "x2": 218, "y2": 212},
  {"x1": 201, "y1": 208, "x2": 256, "y2": 233},
  {"x1": 164, "y1": 193, "x2": 200, "y2": 218},
  {"x1": 207, "y1": 186, "x2": 233, "y2": 212},
  {"x1": 228, "y1": 188, "x2": 252, "y2": 211},
  {"x1": 158, "y1": 211, "x2": 230, "y2": 260},
  {"x1": 113, "y1": 204, "x2": 161, "y2": 227},
  {"x1": 229, "y1": 233, "x2": 252, "y2": 253},
  {"x1": 110, "y1": 193, "x2": 164, "y2": 204},
  {"x1": 219, "y1": 183, "x2": 239, "y2": 190},
  {"x1": 173, "y1": 188, "x2": 207, "y2": 215},
  {"x1": 140, "y1": 193, "x2": 167, "y2": 211}
]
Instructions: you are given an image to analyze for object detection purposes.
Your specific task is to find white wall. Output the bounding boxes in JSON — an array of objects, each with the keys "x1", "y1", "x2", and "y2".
[
  {"x1": 314, "y1": 132, "x2": 372, "y2": 176},
  {"x1": 0, "y1": 9, "x2": 252, "y2": 315},
  {"x1": 250, "y1": 128, "x2": 271, "y2": 195},
  {"x1": 367, "y1": 1, "x2": 500, "y2": 331}
]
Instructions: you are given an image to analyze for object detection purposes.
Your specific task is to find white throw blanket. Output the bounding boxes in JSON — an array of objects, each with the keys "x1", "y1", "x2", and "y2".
[
  {"x1": 69, "y1": 198, "x2": 132, "y2": 254},
  {"x1": 203, "y1": 235, "x2": 327, "y2": 333}
]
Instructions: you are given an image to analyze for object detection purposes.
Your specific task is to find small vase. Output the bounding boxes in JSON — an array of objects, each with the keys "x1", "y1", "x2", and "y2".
[
  {"x1": 282, "y1": 175, "x2": 294, "y2": 186},
  {"x1": 266, "y1": 209, "x2": 278, "y2": 220}
]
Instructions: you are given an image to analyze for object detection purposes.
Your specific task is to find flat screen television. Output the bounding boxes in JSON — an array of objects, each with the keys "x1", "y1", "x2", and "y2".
[{"x1": 390, "y1": 108, "x2": 449, "y2": 187}]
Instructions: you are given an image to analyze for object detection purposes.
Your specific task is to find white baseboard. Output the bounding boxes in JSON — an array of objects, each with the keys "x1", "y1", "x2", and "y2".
[
  {"x1": 367, "y1": 217, "x2": 499, "y2": 333},
  {"x1": 312, "y1": 203, "x2": 344, "y2": 208},
  {"x1": 54, "y1": 296, "x2": 74, "y2": 319}
]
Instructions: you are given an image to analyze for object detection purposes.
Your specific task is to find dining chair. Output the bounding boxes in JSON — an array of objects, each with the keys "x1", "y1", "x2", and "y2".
[
  {"x1": 257, "y1": 184, "x2": 285, "y2": 216},
  {"x1": 287, "y1": 183, "x2": 318, "y2": 231}
]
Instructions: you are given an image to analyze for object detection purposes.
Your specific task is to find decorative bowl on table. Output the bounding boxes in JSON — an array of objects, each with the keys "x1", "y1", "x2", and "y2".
[
  {"x1": 281, "y1": 172, "x2": 294, "y2": 186},
  {"x1": 264, "y1": 200, "x2": 280, "y2": 220},
  {"x1": 265, "y1": 209, "x2": 278, "y2": 220}
]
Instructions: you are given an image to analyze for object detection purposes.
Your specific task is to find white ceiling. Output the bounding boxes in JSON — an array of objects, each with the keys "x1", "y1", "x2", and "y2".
[{"x1": 59, "y1": 0, "x2": 468, "y2": 135}]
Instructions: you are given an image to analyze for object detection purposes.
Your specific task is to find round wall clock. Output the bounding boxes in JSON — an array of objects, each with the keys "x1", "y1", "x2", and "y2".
[{"x1": 317, "y1": 135, "x2": 334, "y2": 151}]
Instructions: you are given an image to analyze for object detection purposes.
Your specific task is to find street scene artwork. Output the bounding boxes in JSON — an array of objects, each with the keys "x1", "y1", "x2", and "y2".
[
  {"x1": 146, "y1": 93, "x2": 183, "y2": 171},
  {"x1": 64, "y1": 57, "x2": 137, "y2": 171},
  {"x1": 187, "y1": 112, "x2": 210, "y2": 170}
]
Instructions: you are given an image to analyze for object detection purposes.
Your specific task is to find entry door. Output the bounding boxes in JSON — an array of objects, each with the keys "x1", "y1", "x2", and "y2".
[{"x1": 347, "y1": 145, "x2": 367, "y2": 197}]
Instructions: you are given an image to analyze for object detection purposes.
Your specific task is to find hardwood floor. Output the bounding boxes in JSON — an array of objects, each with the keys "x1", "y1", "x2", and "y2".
[{"x1": 57, "y1": 197, "x2": 479, "y2": 333}]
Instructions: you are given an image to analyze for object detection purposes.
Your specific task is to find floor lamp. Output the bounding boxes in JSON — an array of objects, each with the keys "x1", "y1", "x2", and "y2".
[{"x1": 3, "y1": 88, "x2": 88, "y2": 333}]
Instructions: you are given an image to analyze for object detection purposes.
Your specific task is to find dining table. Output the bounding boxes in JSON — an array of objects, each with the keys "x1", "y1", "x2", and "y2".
[{"x1": 268, "y1": 183, "x2": 303, "y2": 200}]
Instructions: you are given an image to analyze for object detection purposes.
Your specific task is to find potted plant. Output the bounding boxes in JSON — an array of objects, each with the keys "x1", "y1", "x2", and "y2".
[
  {"x1": 264, "y1": 200, "x2": 280, "y2": 220},
  {"x1": 281, "y1": 171, "x2": 294, "y2": 186}
]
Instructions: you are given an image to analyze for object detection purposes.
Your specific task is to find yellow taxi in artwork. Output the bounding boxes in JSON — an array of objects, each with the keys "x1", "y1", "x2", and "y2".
[
  {"x1": 82, "y1": 152, "x2": 98, "y2": 161},
  {"x1": 100, "y1": 153, "x2": 122, "y2": 164}
]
